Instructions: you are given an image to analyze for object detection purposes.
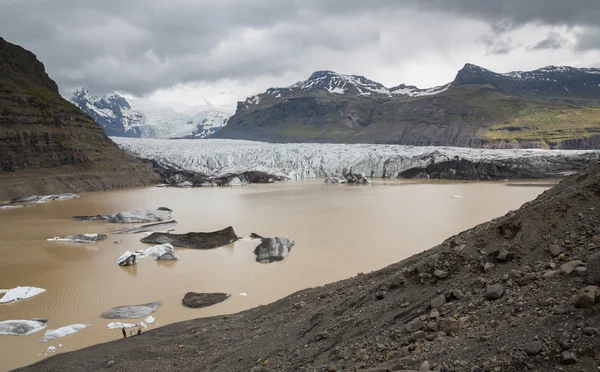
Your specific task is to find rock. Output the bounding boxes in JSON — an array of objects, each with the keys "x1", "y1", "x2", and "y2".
[
  {"x1": 140, "y1": 226, "x2": 239, "y2": 249},
  {"x1": 452, "y1": 289, "x2": 464, "y2": 300},
  {"x1": 561, "y1": 351, "x2": 578, "y2": 365},
  {"x1": 573, "y1": 286, "x2": 598, "y2": 309},
  {"x1": 524, "y1": 340, "x2": 543, "y2": 355},
  {"x1": 440, "y1": 317, "x2": 459, "y2": 336},
  {"x1": 113, "y1": 220, "x2": 178, "y2": 234},
  {"x1": 157, "y1": 207, "x2": 172, "y2": 212},
  {"x1": 315, "y1": 331, "x2": 330, "y2": 341},
  {"x1": 106, "y1": 360, "x2": 115, "y2": 368},
  {"x1": 73, "y1": 209, "x2": 171, "y2": 223},
  {"x1": 484, "y1": 262, "x2": 494, "y2": 272},
  {"x1": 46, "y1": 233, "x2": 108, "y2": 243},
  {"x1": 410, "y1": 330, "x2": 427, "y2": 341},
  {"x1": 182, "y1": 292, "x2": 230, "y2": 309},
  {"x1": 249, "y1": 233, "x2": 264, "y2": 239},
  {"x1": 433, "y1": 269, "x2": 448, "y2": 279},
  {"x1": 583, "y1": 327, "x2": 597, "y2": 335},
  {"x1": 419, "y1": 361, "x2": 431, "y2": 372},
  {"x1": 426, "y1": 321, "x2": 439, "y2": 332},
  {"x1": 549, "y1": 244, "x2": 562, "y2": 257},
  {"x1": 518, "y1": 272, "x2": 536, "y2": 286},
  {"x1": 0, "y1": 319, "x2": 48, "y2": 336},
  {"x1": 560, "y1": 260, "x2": 583, "y2": 275},
  {"x1": 496, "y1": 247, "x2": 510, "y2": 261},
  {"x1": 100, "y1": 301, "x2": 163, "y2": 319},
  {"x1": 485, "y1": 284, "x2": 504, "y2": 300},
  {"x1": 542, "y1": 270, "x2": 558, "y2": 278},
  {"x1": 0, "y1": 286, "x2": 46, "y2": 303},
  {"x1": 406, "y1": 317, "x2": 424, "y2": 332},
  {"x1": 587, "y1": 251, "x2": 600, "y2": 284},
  {"x1": 39, "y1": 324, "x2": 91, "y2": 343},
  {"x1": 253, "y1": 237, "x2": 295, "y2": 263},
  {"x1": 430, "y1": 294, "x2": 446, "y2": 309},
  {"x1": 471, "y1": 277, "x2": 487, "y2": 291},
  {"x1": 575, "y1": 266, "x2": 587, "y2": 277}
]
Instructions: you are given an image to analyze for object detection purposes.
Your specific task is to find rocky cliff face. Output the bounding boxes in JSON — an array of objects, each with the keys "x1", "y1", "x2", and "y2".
[
  {"x1": 217, "y1": 66, "x2": 600, "y2": 149},
  {"x1": 0, "y1": 37, "x2": 159, "y2": 199}
]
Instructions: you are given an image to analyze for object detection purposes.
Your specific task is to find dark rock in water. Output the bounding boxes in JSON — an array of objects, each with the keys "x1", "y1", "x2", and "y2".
[
  {"x1": 47, "y1": 233, "x2": 107, "y2": 243},
  {"x1": 181, "y1": 292, "x2": 230, "y2": 309},
  {"x1": 113, "y1": 220, "x2": 178, "y2": 234},
  {"x1": 325, "y1": 172, "x2": 371, "y2": 185},
  {"x1": 140, "y1": 226, "x2": 239, "y2": 249},
  {"x1": 250, "y1": 233, "x2": 264, "y2": 239},
  {"x1": 73, "y1": 209, "x2": 171, "y2": 223},
  {"x1": 100, "y1": 301, "x2": 163, "y2": 319},
  {"x1": 157, "y1": 207, "x2": 172, "y2": 212},
  {"x1": 253, "y1": 237, "x2": 295, "y2": 263}
]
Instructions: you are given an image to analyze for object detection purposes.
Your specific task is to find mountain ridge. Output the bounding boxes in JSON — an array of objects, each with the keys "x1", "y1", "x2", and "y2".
[
  {"x1": 0, "y1": 37, "x2": 159, "y2": 199},
  {"x1": 70, "y1": 89, "x2": 229, "y2": 138},
  {"x1": 215, "y1": 63, "x2": 600, "y2": 149}
]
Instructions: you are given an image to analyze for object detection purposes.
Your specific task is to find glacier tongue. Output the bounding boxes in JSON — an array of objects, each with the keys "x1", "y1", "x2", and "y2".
[{"x1": 112, "y1": 138, "x2": 600, "y2": 180}]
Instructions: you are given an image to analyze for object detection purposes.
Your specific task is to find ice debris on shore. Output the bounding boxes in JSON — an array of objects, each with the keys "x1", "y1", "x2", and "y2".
[
  {"x1": 115, "y1": 244, "x2": 180, "y2": 266},
  {"x1": 106, "y1": 322, "x2": 147, "y2": 330},
  {"x1": 39, "y1": 324, "x2": 91, "y2": 343},
  {"x1": 8, "y1": 193, "x2": 79, "y2": 204},
  {"x1": 47, "y1": 233, "x2": 108, "y2": 243},
  {"x1": 0, "y1": 286, "x2": 46, "y2": 303},
  {"x1": 0, "y1": 319, "x2": 48, "y2": 336}
]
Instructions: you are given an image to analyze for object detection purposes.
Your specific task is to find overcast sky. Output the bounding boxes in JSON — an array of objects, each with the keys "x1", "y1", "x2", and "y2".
[{"x1": 2, "y1": 0, "x2": 600, "y2": 113}]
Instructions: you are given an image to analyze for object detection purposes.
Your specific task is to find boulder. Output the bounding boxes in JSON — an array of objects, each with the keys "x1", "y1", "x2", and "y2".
[
  {"x1": 140, "y1": 227, "x2": 239, "y2": 249},
  {"x1": 253, "y1": 237, "x2": 295, "y2": 263},
  {"x1": 405, "y1": 317, "x2": 424, "y2": 332},
  {"x1": 587, "y1": 251, "x2": 600, "y2": 284},
  {"x1": 524, "y1": 340, "x2": 543, "y2": 356},
  {"x1": 430, "y1": 294, "x2": 446, "y2": 309},
  {"x1": 0, "y1": 319, "x2": 48, "y2": 336},
  {"x1": 73, "y1": 209, "x2": 171, "y2": 223},
  {"x1": 549, "y1": 244, "x2": 562, "y2": 257},
  {"x1": 440, "y1": 317, "x2": 460, "y2": 336},
  {"x1": 573, "y1": 286, "x2": 598, "y2": 309},
  {"x1": 485, "y1": 284, "x2": 504, "y2": 300},
  {"x1": 47, "y1": 233, "x2": 107, "y2": 243},
  {"x1": 181, "y1": 292, "x2": 231, "y2": 309},
  {"x1": 100, "y1": 301, "x2": 163, "y2": 319},
  {"x1": 561, "y1": 260, "x2": 584, "y2": 275}
]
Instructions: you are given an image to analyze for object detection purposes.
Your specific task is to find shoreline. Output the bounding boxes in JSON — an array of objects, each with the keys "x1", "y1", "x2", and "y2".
[{"x1": 15, "y1": 162, "x2": 600, "y2": 371}]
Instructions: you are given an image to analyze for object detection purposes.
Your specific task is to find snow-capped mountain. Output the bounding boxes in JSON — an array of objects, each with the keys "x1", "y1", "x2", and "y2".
[
  {"x1": 239, "y1": 70, "x2": 449, "y2": 109},
  {"x1": 452, "y1": 63, "x2": 600, "y2": 98},
  {"x1": 71, "y1": 89, "x2": 144, "y2": 137},
  {"x1": 70, "y1": 90, "x2": 229, "y2": 138}
]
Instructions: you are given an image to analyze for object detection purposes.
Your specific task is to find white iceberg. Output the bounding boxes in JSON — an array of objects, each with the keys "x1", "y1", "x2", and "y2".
[
  {"x1": 0, "y1": 286, "x2": 46, "y2": 303},
  {"x1": 0, "y1": 319, "x2": 48, "y2": 336},
  {"x1": 145, "y1": 316, "x2": 155, "y2": 324},
  {"x1": 47, "y1": 346, "x2": 56, "y2": 352},
  {"x1": 39, "y1": 324, "x2": 91, "y2": 343},
  {"x1": 115, "y1": 244, "x2": 180, "y2": 266}
]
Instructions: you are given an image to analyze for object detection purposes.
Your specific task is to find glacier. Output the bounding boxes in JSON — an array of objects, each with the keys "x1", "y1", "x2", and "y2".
[{"x1": 112, "y1": 138, "x2": 600, "y2": 180}]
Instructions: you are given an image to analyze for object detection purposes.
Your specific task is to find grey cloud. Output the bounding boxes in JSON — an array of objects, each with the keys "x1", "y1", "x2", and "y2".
[
  {"x1": 528, "y1": 31, "x2": 569, "y2": 51},
  {"x1": 0, "y1": 0, "x2": 598, "y2": 96},
  {"x1": 575, "y1": 27, "x2": 600, "y2": 51},
  {"x1": 480, "y1": 36, "x2": 516, "y2": 55}
]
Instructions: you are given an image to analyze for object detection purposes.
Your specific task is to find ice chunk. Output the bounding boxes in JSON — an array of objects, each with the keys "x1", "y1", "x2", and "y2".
[
  {"x1": 239, "y1": 293, "x2": 248, "y2": 297},
  {"x1": 0, "y1": 319, "x2": 48, "y2": 336},
  {"x1": 46, "y1": 233, "x2": 108, "y2": 243},
  {"x1": 47, "y1": 346, "x2": 56, "y2": 352},
  {"x1": 100, "y1": 301, "x2": 162, "y2": 319},
  {"x1": 145, "y1": 316, "x2": 155, "y2": 324},
  {"x1": 0, "y1": 286, "x2": 46, "y2": 303},
  {"x1": 106, "y1": 322, "x2": 146, "y2": 329},
  {"x1": 115, "y1": 244, "x2": 180, "y2": 266},
  {"x1": 39, "y1": 324, "x2": 91, "y2": 343}
]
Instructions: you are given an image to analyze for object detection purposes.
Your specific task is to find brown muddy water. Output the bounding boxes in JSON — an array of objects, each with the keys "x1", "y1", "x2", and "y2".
[{"x1": 0, "y1": 179, "x2": 555, "y2": 371}]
